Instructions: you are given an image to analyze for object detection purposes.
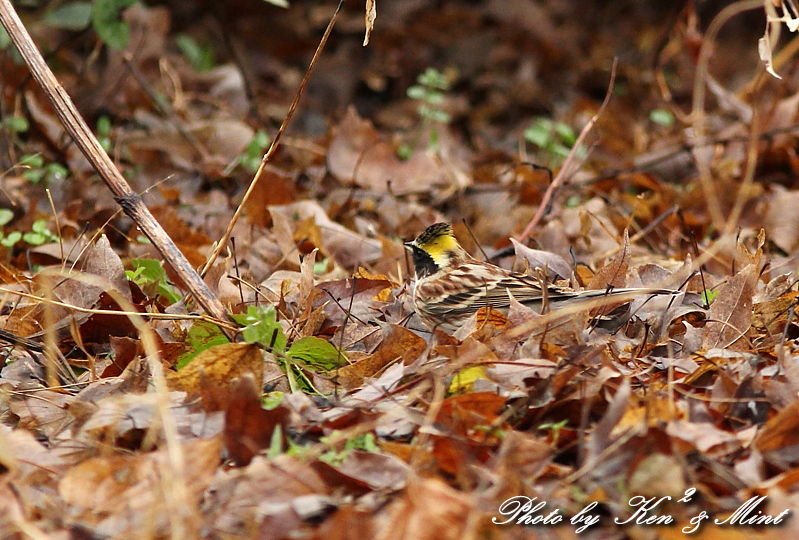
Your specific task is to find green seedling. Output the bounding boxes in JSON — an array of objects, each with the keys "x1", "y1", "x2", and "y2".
[
  {"x1": 524, "y1": 117, "x2": 586, "y2": 167},
  {"x1": 398, "y1": 67, "x2": 453, "y2": 159}
]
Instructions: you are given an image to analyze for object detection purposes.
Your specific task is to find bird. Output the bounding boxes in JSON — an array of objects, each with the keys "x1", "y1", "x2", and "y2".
[{"x1": 404, "y1": 222, "x2": 678, "y2": 334}]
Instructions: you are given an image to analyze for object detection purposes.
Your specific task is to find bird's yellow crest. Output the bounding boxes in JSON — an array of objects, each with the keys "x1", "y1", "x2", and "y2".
[{"x1": 410, "y1": 223, "x2": 461, "y2": 267}]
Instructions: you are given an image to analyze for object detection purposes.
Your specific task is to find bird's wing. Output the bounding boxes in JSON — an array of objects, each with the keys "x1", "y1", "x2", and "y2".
[
  {"x1": 415, "y1": 261, "x2": 678, "y2": 319},
  {"x1": 415, "y1": 261, "x2": 578, "y2": 317}
]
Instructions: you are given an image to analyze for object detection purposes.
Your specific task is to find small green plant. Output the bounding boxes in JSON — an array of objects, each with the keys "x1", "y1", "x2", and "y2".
[
  {"x1": 2, "y1": 115, "x2": 29, "y2": 134},
  {"x1": 0, "y1": 0, "x2": 135, "y2": 58},
  {"x1": 18, "y1": 154, "x2": 69, "y2": 185},
  {"x1": 398, "y1": 67, "x2": 453, "y2": 159},
  {"x1": 22, "y1": 220, "x2": 59, "y2": 246},
  {"x1": 92, "y1": 0, "x2": 138, "y2": 50},
  {"x1": 0, "y1": 213, "x2": 59, "y2": 249},
  {"x1": 524, "y1": 117, "x2": 586, "y2": 167},
  {"x1": 0, "y1": 209, "x2": 20, "y2": 249},
  {"x1": 702, "y1": 289, "x2": 719, "y2": 306},
  {"x1": 43, "y1": 2, "x2": 93, "y2": 31},
  {"x1": 126, "y1": 258, "x2": 183, "y2": 305},
  {"x1": 231, "y1": 305, "x2": 347, "y2": 394},
  {"x1": 318, "y1": 432, "x2": 380, "y2": 465},
  {"x1": 175, "y1": 34, "x2": 216, "y2": 72},
  {"x1": 538, "y1": 418, "x2": 569, "y2": 445},
  {"x1": 237, "y1": 130, "x2": 271, "y2": 173},
  {"x1": 96, "y1": 115, "x2": 113, "y2": 153},
  {"x1": 649, "y1": 108, "x2": 674, "y2": 127}
]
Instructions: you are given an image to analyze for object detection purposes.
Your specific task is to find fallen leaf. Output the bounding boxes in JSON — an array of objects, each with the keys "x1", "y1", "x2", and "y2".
[
  {"x1": 224, "y1": 374, "x2": 289, "y2": 466},
  {"x1": 703, "y1": 263, "x2": 757, "y2": 351},
  {"x1": 588, "y1": 228, "x2": 630, "y2": 289},
  {"x1": 167, "y1": 343, "x2": 264, "y2": 395}
]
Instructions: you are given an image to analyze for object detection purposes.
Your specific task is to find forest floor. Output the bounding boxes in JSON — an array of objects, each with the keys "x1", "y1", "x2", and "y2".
[{"x1": 2, "y1": 0, "x2": 799, "y2": 538}]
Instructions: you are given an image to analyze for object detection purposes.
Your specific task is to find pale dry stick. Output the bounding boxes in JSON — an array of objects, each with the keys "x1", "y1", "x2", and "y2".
[
  {"x1": 37, "y1": 268, "x2": 193, "y2": 539},
  {"x1": 120, "y1": 53, "x2": 211, "y2": 163},
  {"x1": 0, "y1": 285, "x2": 234, "y2": 325},
  {"x1": 691, "y1": 0, "x2": 764, "y2": 233},
  {"x1": 44, "y1": 189, "x2": 65, "y2": 268},
  {"x1": 487, "y1": 289, "x2": 682, "y2": 347},
  {"x1": 200, "y1": 0, "x2": 344, "y2": 278},
  {"x1": 0, "y1": 0, "x2": 232, "y2": 337},
  {"x1": 517, "y1": 59, "x2": 618, "y2": 243}
]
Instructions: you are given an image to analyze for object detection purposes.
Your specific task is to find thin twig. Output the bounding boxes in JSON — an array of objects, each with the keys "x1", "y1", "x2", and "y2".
[
  {"x1": 0, "y1": 0, "x2": 232, "y2": 336},
  {"x1": 691, "y1": 0, "x2": 763, "y2": 232},
  {"x1": 201, "y1": 0, "x2": 345, "y2": 277},
  {"x1": 518, "y1": 58, "x2": 618, "y2": 243}
]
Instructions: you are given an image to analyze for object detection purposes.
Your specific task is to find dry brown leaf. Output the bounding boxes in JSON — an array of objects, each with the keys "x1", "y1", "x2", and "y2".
[
  {"x1": 766, "y1": 190, "x2": 799, "y2": 254},
  {"x1": 703, "y1": 263, "x2": 757, "y2": 351},
  {"x1": 376, "y1": 476, "x2": 476, "y2": 540},
  {"x1": 326, "y1": 107, "x2": 449, "y2": 195},
  {"x1": 269, "y1": 200, "x2": 382, "y2": 267},
  {"x1": 224, "y1": 374, "x2": 289, "y2": 466},
  {"x1": 336, "y1": 324, "x2": 425, "y2": 388},
  {"x1": 166, "y1": 343, "x2": 264, "y2": 394},
  {"x1": 58, "y1": 437, "x2": 221, "y2": 524},
  {"x1": 755, "y1": 401, "x2": 799, "y2": 463},
  {"x1": 245, "y1": 166, "x2": 297, "y2": 227},
  {"x1": 588, "y1": 228, "x2": 630, "y2": 290},
  {"x1": 510, "y1": 237, "x2": 573, "y2": 280}
]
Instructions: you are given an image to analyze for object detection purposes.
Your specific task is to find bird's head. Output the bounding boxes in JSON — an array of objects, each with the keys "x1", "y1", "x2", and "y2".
[{"x1": 404, "y1": 222, "x2": 467, "y2": 278}]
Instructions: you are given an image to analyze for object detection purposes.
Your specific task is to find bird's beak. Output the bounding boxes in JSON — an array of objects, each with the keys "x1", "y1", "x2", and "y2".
[{"x1": 403, "y1": 241, "x2": 415, "y2": 250}]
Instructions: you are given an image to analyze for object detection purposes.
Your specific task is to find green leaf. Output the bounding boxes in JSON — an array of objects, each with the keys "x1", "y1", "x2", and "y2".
[
  {"x1": 240, "y1": 130, "x2": 271, "y2": 172},
  {"x1": 0, "y1": 24, "x2": 10, "y2": 50},
  {"x1": 406, "y1": 85, "x2": 427, "y2": 100},
  {"x1": 3, "y1": 116, "x2": 29, "y2": 133},
  {"x1": 20, "y1": 154, "x2": 44, "y2": 168},
  {"x1": 649, "y1": 108, "x2": 675, "y2": 127},
  {"x1": 426, "y1": 109, "x2": 451, "y2": 124},
  {"x1": 0, "y1": 209, "x2": 14, "y2": 227},
  {"x1": 22, "y1": 232, "x2": 46, "y2": 246},
  {"x1": 0, "y1": 231, "x2": 21, "y2": 248},
  {"x1": 96, "y1": 115, "x2": 111, "y2": 137},
  {"x1": 702, "y1": 289, "x2": 719, "y2": 306},
  {"x1": 31, "y1": 220, "x2": 49, "y2": 234},
  {"x1": 44, "y1": 2, "x2": 92, "y2": 30},
  {"x1": 175, "y1": 34, "x2": 215, "y2": 72},
  {"x1": 418, "y1": 68, "x2": 449, "y2": 90},
  {"x1": 127, "y1": 258, "x2": 182, "y2": 304},
  {"x1": 46, "y1": 163, "x2": 69, "y2": 182},
  {"x1": 262, "y1": 391, "x2": 284, "y2": 410},
  {"x1": 554, "y1": 122, "x2": 576, "y2": 145},
  {"x1": 91, "y1": 0, "x2": 137, "y2": 51},
  {"x1": 176, "y1": 321, "x2": 230, "y2": 369},
  {"x1": 232, "y1": 305, "x2": 287, "y2": 352},
  {"x1": 287, "y1": 336, "x2": 346, "y2": 371},
  {"x1": 396, "y1": 143, "x2": 412, "y2": 161},
  {"x1": 266, "y1": 424, "x2": 284, "y2": 458},
  {"x1": 524, "y1": 122, "x2": 551, "y2": 147}
]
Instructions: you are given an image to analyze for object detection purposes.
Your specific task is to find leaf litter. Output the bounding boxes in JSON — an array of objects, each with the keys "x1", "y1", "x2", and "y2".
[{"x1": 3, "y1": 0, "x2": 799, "y2": 538}]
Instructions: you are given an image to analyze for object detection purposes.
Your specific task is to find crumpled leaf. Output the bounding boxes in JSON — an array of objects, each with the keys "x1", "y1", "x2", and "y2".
[
  {"x1": 702, "y1": 263, "x2": 757, "y2": 351},
  {"x1": 588, "y1": 228, "x2": 630, "y2": 290}
]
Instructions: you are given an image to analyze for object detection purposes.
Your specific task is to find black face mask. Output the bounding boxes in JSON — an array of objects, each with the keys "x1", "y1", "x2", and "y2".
[{"x1": 406, "y1": 244, "x2": 439, "y2": 279}]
